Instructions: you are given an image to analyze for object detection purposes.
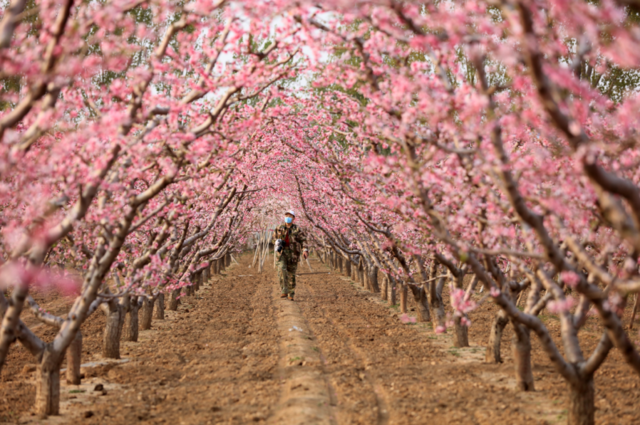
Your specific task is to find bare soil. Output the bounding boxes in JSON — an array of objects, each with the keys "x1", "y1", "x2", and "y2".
[{"x1": 1, "y1": 254, "x2": 639, "y2": 424}]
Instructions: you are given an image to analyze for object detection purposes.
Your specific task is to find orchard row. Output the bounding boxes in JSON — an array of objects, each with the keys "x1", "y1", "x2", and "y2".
[{"x1": 1, "y1": 1, "x2": 640, "y2": 424}]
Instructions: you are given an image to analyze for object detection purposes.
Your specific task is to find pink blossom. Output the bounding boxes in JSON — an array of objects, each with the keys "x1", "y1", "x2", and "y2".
[
  {"x1": 560, "y1": 271, "x2": 581, "y2": 288},
  {"x1": 400, "y1": 314, "x2": 416, "y2": 324},
  {"x1": 547, "y1": 297, "x2": 576, "y2": 314},
  {"x1": 450, "y1": 287, "x2": 477, "y2": 315}
]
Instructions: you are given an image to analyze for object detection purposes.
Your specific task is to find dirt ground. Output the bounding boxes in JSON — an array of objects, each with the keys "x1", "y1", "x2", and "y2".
[{"x1": 1, "y1": 253, "x2": 640, "y2": 424}]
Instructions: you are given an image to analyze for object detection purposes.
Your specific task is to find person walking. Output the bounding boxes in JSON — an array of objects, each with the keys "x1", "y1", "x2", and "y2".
[{"x1": 273, "y1": 210, "x2": 308, "y2": 301}]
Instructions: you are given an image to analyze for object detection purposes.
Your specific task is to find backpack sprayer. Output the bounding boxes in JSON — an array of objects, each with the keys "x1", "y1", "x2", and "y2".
[{"x1": 275, "y1": 239, "x2": 284, "y2": 254}]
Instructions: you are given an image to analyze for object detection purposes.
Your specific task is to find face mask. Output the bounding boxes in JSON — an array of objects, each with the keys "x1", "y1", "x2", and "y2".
[{"x1": 285, "y1": 217, "x2": 293, "y2": 224}]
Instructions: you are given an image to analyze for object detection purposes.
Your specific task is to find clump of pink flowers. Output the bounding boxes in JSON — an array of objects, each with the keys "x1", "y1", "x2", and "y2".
[{"x1": 547, "y1": 296, "x2": 576, "y2": 314}]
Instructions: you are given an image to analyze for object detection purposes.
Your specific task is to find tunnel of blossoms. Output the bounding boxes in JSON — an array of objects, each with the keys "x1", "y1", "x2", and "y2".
[{"x1": 1, "y1": 0, "x2": 640, "y2": 424}]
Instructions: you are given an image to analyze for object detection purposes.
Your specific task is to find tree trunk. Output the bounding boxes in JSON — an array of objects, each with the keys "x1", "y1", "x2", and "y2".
[
  {"x1": 409, "y1": 285, "x2": 430, "y2": 322},
  {"x1": 430, "y1": 278, "x2": 446, "y2": 332},
  {"x1": 103, "y1": 304, "x2": 124, "y2": 359},
  {"x1": 140, "y1": 297, "x2": 154, "y2": 331},
  {"x1": 169, "y1": 289, "x2": 180, "y2": 311},
  {"x1": 122, "y1": 300, "x2": 140, "y2": 342},
  {"x1": 400, "y1": 284, "x2": 408, "y2": 313},
  {"x1": 389, "y1": 277, "x2": 397, "y2": 306},
  {"x1": 630, "y1": 293, "x2": 639, "y2": 329},
  {"x1": 363, "y1": 265, "x2": 370, "y2": 291},
  {"x1": 486, "y1": 309, "x2": 509, "y2": 363},
  {"x1": 35, "y1": 346, "x2": 63, "y2": 417},
  {"x1": 65, "y1": 331, "x2": 82, "y2": 385},
  {"x1": 453, "y1": 315, "x2": 469, "y2": 347},
  {"x1": 226, "y1": 252, "x2": 231, "y2": 267},
  {"x1": 381, "y1": 275, "x2": 389, "y2": 301},
  {"x1": 568, "y1": 377, "x2": 595, "y2": 425},
  {"x1": 358, "y1": 262, "x2": 365, "y2": 287},
  {"x1": 338, "y1": 256, "x2": 343, "y2": 274},
  {"x1": 344, "y1": 258, "x2": 351, "y2": 277},
  {"x1": 364, "y1": 267, "x2": 371, "y2": 290},
  {"x1": 451, "y1": 272, "x2": 468, "y2": 346},
  {"x1": 512, "y1": 322, "x2": 534, "y2": 391},
  {"x1": 369, "y1": 266, "x2": 380, "y2": 293},
  {"x1": 154, "y1": 293, "x2": 165, "y2": 320}
]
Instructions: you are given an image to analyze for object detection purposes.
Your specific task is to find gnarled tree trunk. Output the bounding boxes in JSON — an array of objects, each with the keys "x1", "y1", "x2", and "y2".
[
  {"x1": 512, "y1": 322, "x2": 534, "y2": 391},
  {"x1": 154, "y1": 293, "x2": 165, "y2": 320},
  {"x1": 103, "y1": 302, "x2": 124, "y2": 359},
  {"x1": 451, "y1": 272, "x2": 469, "y2": 347},
  {"x1": 363, "y1": 265, "x2": 371, "y2": 291},
  {"x1": 389, "y1": 276, "x2": 397, "y2": 306},
  {"x1": 368, "y1": 266, "x2": 379, "y2": 293},
  {"x1": 486, "y1": 309, "x2": 509, "y2": 363},
  {"x1": 430, "y1": 277, "x2": 446, "y2": 332},
  {"x1": 140, "y1": 297, "x2": 154, "y2": 331},
  {"x1": 344, "y1": 257, "x2": 351, "y2": 277},
  {"x1": 568, "y1": 376, "x2": 595, "y2": 425},
  {"x1": 169, "y1": 289, "x2": 180, "y2": 311},
  {"x1": 409, "y1": 285, "x2": 430, "y2": 322},
  {"x1": 453, "y1": 315, "x2": 469, "y2": 347},
  {"x1": 381, "y1": 275, "x2": 389, "y2": 301},
  {"x1": 400, "y1": 284, "x2": 408, "y2": 314},
  {"x1": 123, "y1": 298, "x2": 141, "y2": 342},
  {"x1": 35, "y1": 346, "x2": 63, "y2": 417},
  {"x1": 630, "y1": 293, "x2": 639, "y2": 329},
  {"x1": 65, "y1": 330, "x2": 82, "y2": 385}
]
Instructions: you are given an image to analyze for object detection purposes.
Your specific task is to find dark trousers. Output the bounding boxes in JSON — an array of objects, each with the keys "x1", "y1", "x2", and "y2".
[{"x1": 278, "y1": 259, "x2": 298, "y2": 295}]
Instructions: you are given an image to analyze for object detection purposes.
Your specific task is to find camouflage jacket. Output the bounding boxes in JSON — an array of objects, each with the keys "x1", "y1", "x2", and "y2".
[{"x1": 273, "y1": 224, "x2": 307, "y2": 263}]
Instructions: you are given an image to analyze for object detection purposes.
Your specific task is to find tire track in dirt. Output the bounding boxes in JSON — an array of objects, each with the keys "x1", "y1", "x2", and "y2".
[
  {"x1": 267, "y1": 284, "x2": 335, "y2": 425},
  {"x1": 301, "y1": 282, "x2": 390, "y2": 425}
]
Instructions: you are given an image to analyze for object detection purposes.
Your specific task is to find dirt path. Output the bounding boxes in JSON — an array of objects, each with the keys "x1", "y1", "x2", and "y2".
[{"x1": 3, "y1": 253, "x2": 640, "y2": 424}]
